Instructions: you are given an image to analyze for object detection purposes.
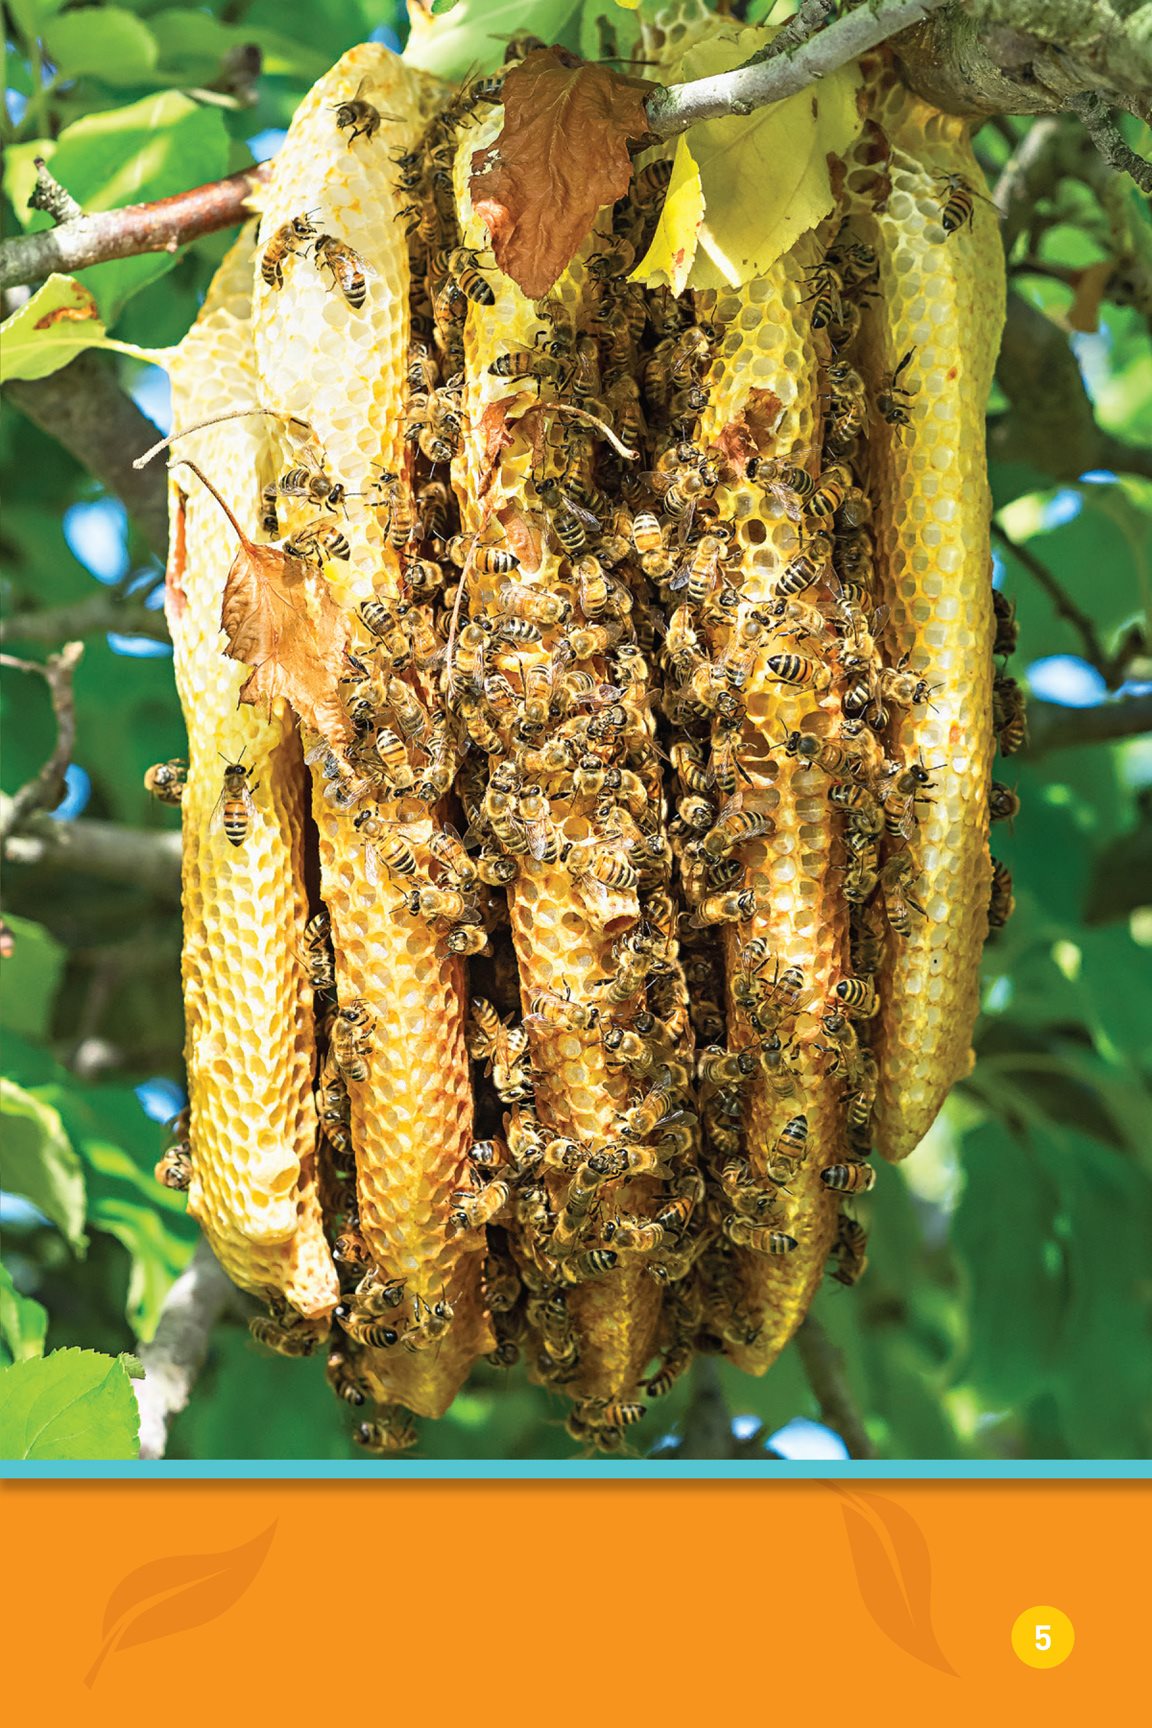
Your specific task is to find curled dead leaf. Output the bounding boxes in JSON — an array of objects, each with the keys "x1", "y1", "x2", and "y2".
[
  {"x1": 470, "y1": 47, "x2": 654, "y2": 301},
  {"x1": 1066, "y1": 261, "x2": 1113, "y2": 334},
  {"x1": 497, "y1": 499, "x2": 544, "y2": 575},
  {"x1": 174, "y1": 461, "x2": 351, "y2": 747},
  {"x1": 714, "y1": 387, "x2": 785, "y2": 477}
]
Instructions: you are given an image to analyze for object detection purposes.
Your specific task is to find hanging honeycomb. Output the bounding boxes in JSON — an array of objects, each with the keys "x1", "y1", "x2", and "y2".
[{"x1": 157, "y1": 39, "x2": 1007, "y2": 1450}]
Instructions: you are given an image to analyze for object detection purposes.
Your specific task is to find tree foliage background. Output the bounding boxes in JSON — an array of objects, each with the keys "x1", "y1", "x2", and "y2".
[{"x1": 1, "y1": 0, "x2": 1150, "y2": 1462}]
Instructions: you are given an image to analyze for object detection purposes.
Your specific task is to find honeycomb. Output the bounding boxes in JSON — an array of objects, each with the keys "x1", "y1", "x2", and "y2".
[
  {"x1": 166, "y1": 229, "x2": 337, "y2": 1319},
  {"x1": 853, "y1": 69, "x2": 1004, "y2": 1162},
  {"x1": 159, "y1": 40, "x2": 1004, "y2": 1445}
]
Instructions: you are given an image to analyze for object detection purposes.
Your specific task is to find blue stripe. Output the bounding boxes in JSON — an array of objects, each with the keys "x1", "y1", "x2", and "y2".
[{"x1": 4, "y1": 1461, "x2": 1149, "y2": 1480}]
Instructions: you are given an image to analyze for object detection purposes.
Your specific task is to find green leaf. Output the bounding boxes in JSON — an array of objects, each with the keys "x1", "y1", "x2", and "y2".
[
  {"x1": 36, "y1": 1083, "x2": 196, "y2": 1340},
  {"x1": 0, "y1": 1348, "x2": 139, "y2": 1459},
  {"x1": 0, "y1": 913, "x2": 66, "y2": 1041},
  {"x1": 148, "y1": 9, "x2": 242, "y2": 81},
  {"x1": 0, "y1": 1263, "x2": 49, "y2": 1364},
  {"x1": 5, "y1": 93, "x2": 231, "y2": 324},
  {"x1": 951, "y1": 1121, "x2": 1066, "y2": 1406},
  {"x1": 0, "y1": 274, "x2": 158, "y2": 384},
  {"x1": 0, "y1": 1078, "x2": 87, "y2": 1252},
  {"x1": 41, "y1": 7, "x2": 158, "y2": 87},
  {"x1": 8, "y1": 0, "x2": 69, "y2": 44},
  {"x1": 404, "y1": 0, "x2": 586, "y2": 80}
]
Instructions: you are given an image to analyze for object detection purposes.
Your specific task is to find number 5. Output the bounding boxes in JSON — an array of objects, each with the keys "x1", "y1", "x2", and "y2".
[{"x1": 1035, "y1": 1625, "x2": 1052, "y2": 1652}]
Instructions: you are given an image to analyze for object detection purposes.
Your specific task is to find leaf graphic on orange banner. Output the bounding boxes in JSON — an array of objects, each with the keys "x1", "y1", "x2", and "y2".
[
  {"x1": 831, "y1": 1488, "x2": 956, "y2": 1676},
  {"x1": 83, "y1": 1523, "x2": 276, "y2": 1689}
]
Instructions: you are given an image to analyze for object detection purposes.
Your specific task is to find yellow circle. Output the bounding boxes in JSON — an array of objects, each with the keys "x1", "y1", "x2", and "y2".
[{"x1": 1011, "y1": 1606, "x2": 1075, "y2": 1669}]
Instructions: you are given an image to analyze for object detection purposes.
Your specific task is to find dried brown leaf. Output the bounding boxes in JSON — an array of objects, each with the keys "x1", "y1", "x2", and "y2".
[
  {"x1": 497, "y1": 499, "x2": 544, "y2": 575},
  {"x1": 221, "y1": 540, "x2": 351, "y2": 746},
  {"x1": 470, "y1": 48, "x2": 655, "y2": 301}
]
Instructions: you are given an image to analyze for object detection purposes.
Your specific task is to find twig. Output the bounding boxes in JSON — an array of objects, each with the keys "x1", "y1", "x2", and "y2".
[
  {"x1": 795, "y1": 1314, "x2": 875, "y2": 1460},
  {"x1": 0, "y1": 642, "x2": 84, "y2": 839},
  {"x1": 1, "y1": 799, "x2": 183, "y2": 900},
  {"x1": 644, "y1": 0, "x2": 950, "y2": 136},
  {"x1": 1, "y1": 592, "x2": 169, "y2": 646},
  {"x1": 0, "y1": 166, "x2": 267, "y2": 293},
  {"x1": 742, "y1": 0, "x2": 838, "y2": 66},
  {"x1": 4, "y1": 352, "x2": 170, "y2": 559},
  {"x1": 993, "y1": 116, "x2": 1063, "y2": 250},
  {"x1": 548, "y1": 402, "x2": 638, "y2": 461},
  {"x1": 1064, "y1": 92, "x2": 1152, "y2": 195},
  {"x1": 1023, "y1": 691, "x2": 1152, "y2": 757},
  {"x1": 134, "y1": 1238, "x2": 240, "y2": 1461},
  {"x1": 28, "y1": 156, "x2": 83, "y2": 225},
  {"x1": 991, "y1": 521, "x2": 1120, "y2": 685},
  {"x1": 133, "y1": 406, "x2": 315, "y2": 471}
]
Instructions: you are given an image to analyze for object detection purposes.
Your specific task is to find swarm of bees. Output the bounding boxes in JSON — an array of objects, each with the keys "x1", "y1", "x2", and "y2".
[{"x1": 159, "y1": 43, "x2": 1010, "y2": 1455}]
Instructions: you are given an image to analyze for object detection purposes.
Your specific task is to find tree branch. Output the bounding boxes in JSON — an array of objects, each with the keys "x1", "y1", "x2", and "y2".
[
  {"x1": 897, "y1": 0, "x2": 1152, "y2": 123},
  {"x1": 795, "y1": 1315, "x2": 875, "y2": 1460},
  {"x1": 673, "y1": 1355, "x2": 738, "y2": 1458},
  {"x1": 4, "y1": 351, "x2": 170, "y2": 560},
  {"x1": 644, "y1": 0, "x2": 950, "y2": 137},
  {"x1": 0, "y1": 591, "x2": 169, "y2": 646},
  {"x1": 0, "y1": 799, "x2": 182, "y2": 900},
  {"x1": 134, "y1": 1238, "x2": 240, "y2": 1461},
  {"x1": 0, "y1": 166, "x2": 266, "y2": 294},
  {"x1": 1023, "y1": 691, "x2": 1152, "y2": 756},
  {"x1": 0, "y1": 642, "x2": 83, "y2": 840}
]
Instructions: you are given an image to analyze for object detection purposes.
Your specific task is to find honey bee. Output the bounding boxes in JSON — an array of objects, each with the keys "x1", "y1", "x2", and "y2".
[
  {"x1": 825, "y1": 360, "x2": 869, "y2": 446},
  {"x1": 155, "y1": 1138, "x2": 192, "y2": 1191},
  {"x1": 448, "y1": 1178, "x2": 512, "y2": 1236},
  {"x1": 989, "y1": 781, "x2": 1020, "y2": 824},
  {"x1": 371, "y1": 726, "x2": 416, "y2": 792},
  {"x1": 527, "y1": 987, "x2": 601, "y2": 1033},
  {"x1": 830, "y1": 1214, "x2": 869, "y2": 1287},
  {"x1": 993, "y1": 673, "x2": 1028, "y2": 755},
  {"x1": 764, "y1": 653, "x2": 831, "y2": 691},
  {"x1": 353, "y1": 809, "x2": 418, "y2": 884},
  {"x1": 701, "y1": 792, "x2": 776, "y2": 861},
  {"x1": 445, "y1": 245, "x2": 495, "y2": 306},
  {"x1": 357, "y1": 1411, "x2": 418, "y2": 1453},
  {"x1": 144, "y1": 758, "x2": 187, "y2": 806},
  {"x1": 249, "y1": 1305, "x2": 325, "y2": 1357},
  {"x1": 277, "y1": 463, "x2": 346, "y2": 511},
  {"x1": 260, "y1": 483, "x2": 279, "y2": 536},
  {"x1": 327, "y1": 1350, "x2": 370, "y2": 1407},
  {"x1": 368, "y1": 470, "x2": 414, "y2": 549},
  {"x1": 261, "y1": 212, "x2": 319, "y2": 289},
  {"x1": 877, "y1": 660, "x2": 934, "y2": 709},
  {"x1": 833, "y1": 975, "x2": 880, "y2": 1019},
  {"x1": 497, "y1": 579, "x2": 570, "y2": 627},
  {"x1": 555, "y1": 1248, "x2": 619, "y2": 1284},
  {"x1": 806, "y1": 463, "x2": 853, "y2": 525},
  {"x1": 988, "y1": 858, "x2": 1015, "y2": 930},
  {"x1": 935, "y1": 170, "x2": 989, "y2": 234},
  {"x1": 620, "y1": 1076, "x2": 684, "y2": 1142},
  {"x1": 212, "y1": 754, "x2": 257, "y2": 847},
  {"x1": 312, "y1": 233, "x2": 369, "y2": 309},
  {"x1": 723, "y1": 1215, "x2": 798, "y2": 1255},
  {"x1": 286, "y1": 521, "x2": 350, "y2": 563},
  {"x1": 332, "y1": 78, "x2": 384, "y2": 146},
  {"x1": 776, "y1": 535, "x2": 833, "y2": 598},
  {"x1": 992, "y1": 590, "x2": 1019, "y2": 658},
  {"x1": 331, "y1": 997, "x2": 374, "y2": 1083},
  {"x1": 773, "y1": 1113, "x2": 809, "y2": 1168},
  {"x1": 876, "y1": 348, "x2": 916, "y2": 428},
  {"x1": 822, "y1": 1160, "x2": 877, "y2": 1194}
]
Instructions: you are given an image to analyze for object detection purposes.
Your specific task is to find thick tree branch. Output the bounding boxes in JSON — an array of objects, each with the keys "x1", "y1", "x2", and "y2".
[
  {"x1": 4, "y1": 352, "x2": 170, "y2": 560},
  {"x1": 0, "y1": 166, "x2": 266, "y2": 294},
  {"x1": 134, "y1": 1238, "x2": 239, "y2": 1461},
  {"x1": 991, "y1": 292, "x2": 1152, "y2": 484},
  {"x1": 674, "y1": 1356, "x2": 737, "y2": 1458},
  {"x1": 1, "y1": 799, "x2": 182, "y2": 900},
  {"x1": 795, "y1": 1315, "x2": 875, "y2": 1460},
  {"x1": 0, "y1": 643, "x2": 83, "y2": 840},
  {"x1": 897, "y1": 1, "x2": 1152, "y2": 124},
  {"x1": 1, "y1": 591, "x2": 169, "y2": 646},
  {"x1": 644, "y1": 0, "x2": 950, "y2": 137},
  {"x1": 1024, "y1": 691, "x2": 1152, "y2": 755}
]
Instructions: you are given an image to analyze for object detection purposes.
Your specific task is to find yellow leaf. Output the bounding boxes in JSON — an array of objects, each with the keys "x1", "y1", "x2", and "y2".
[
  {"x1": 630, "y1": 136, "x2": 705, "y2": 295},
  {"x1": 613, "y1": 1, "x2": 642, "y2": 10},
  {"x1": 672, "y1": 28, "x2": 863, "y2": 291},
  {"x1": 0, "y1": 273, "x2": 164, "y2": 384}
]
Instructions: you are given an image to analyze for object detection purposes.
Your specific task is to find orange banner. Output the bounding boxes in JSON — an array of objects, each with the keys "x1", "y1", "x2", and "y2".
[{"x1": 1, "y1": 1480, "x2": 1140, "y2": 1718}]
